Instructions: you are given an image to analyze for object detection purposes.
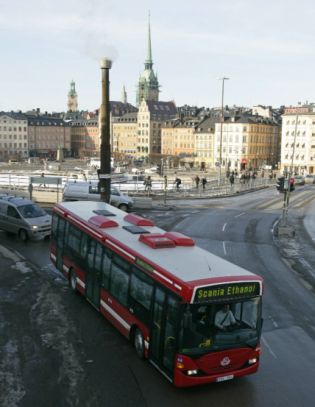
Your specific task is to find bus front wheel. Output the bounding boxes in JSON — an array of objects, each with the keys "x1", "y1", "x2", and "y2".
[{"x1": 134, "y1": 329, "x2": 144, "y2": 359}]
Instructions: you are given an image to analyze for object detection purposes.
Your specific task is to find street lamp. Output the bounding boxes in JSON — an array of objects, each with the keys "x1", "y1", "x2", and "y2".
[
  {"x1": 99, "y1": 57, "x2": 112, "y2": 203},
  {"x1": 218, "y1": 77, "x2": 229, "y2": 184}
]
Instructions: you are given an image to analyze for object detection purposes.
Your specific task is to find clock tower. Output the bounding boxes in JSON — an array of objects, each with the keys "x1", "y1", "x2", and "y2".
[{"x1": 67, "y1": 80, "x2": 78, "y2": 112}]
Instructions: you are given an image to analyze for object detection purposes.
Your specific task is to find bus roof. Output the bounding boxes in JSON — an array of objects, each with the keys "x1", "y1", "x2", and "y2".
[{"x1": 55, "y1": 201, "x2": 262, "y2": 298}]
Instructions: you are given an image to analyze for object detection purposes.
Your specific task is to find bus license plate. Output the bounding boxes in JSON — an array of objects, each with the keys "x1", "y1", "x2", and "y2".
[{"x1": 216, "y1": 375, "x2": 234, "y2": 382}]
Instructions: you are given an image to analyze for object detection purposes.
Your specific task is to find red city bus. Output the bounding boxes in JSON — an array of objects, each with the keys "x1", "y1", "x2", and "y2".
[{"x1": 50, "y1": 201, "x2": 263, "y2": 387}]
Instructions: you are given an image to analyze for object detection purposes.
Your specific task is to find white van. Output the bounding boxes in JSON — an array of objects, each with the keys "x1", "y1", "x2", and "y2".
[
  {"x1": 63, "y1": 181, "x2": 133, "y2": 212},
  {"x1": 0, "y1": 195, "x2": 51, "y2": 241}
]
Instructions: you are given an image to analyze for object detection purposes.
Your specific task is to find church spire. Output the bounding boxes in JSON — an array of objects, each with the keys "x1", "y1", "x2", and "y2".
[
  {"x1": 145, "y1": 11, "x2": 152, "y2": 68},
  {"x1": 121, "y1": 85, "x2": 127, "y2": 104},
  {"x1": 136, "y1": 13, "x2": 160, "y2": 106}
]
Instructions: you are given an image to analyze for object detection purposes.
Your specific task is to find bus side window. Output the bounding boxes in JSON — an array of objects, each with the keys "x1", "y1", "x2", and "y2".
[
  {"x1": 109, "y1": 256, "x2": 130, "y2": 306},
  {"x1": 80, "y1": 233, "x2": 89, "y2": 261},
  {"x1": 86, "y1": 238, "x2": 96, "y2": 269},
  {"x1": 101, "y1": 248, "x2": 112, "y2": 289},
  {"x1": 94, "y1": 242, "x2": 103, "y2": 271},
  {"x1": 129, "y1": 267, "x2": 153, "y2": 324},
  {"x1": 67, "y1": 224, "x2": 82, "y2": 257},
  {"x1": 51, "y1": 213, "x2": 59, "y2": 240}
]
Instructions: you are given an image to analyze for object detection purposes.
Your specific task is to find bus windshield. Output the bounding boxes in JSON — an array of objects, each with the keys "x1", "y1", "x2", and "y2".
[{"x1": 179, "y1": 298, "x2": 261, "y2": 356}]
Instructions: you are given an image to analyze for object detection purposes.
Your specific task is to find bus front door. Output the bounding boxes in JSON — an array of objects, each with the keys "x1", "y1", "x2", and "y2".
[{"x1": 150, "y1": 287, "x2": 179, "y2": 381}]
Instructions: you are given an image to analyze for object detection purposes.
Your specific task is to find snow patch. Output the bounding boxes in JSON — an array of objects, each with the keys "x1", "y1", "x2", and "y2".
[
  {"x1": 11, "y1": 261, "x2": 32, "y2": 274},
  {"x1": 0, "y1": 245, "x2": 23, "y2": 263}
]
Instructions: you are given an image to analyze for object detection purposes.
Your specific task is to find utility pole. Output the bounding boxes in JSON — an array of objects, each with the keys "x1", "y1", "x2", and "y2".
[
  {"x1": 99, "y1": 58, "x2": 112, "y2": 203},
  {"x1": 218, "y1": 77, "x2": 229, "y2": 185}
]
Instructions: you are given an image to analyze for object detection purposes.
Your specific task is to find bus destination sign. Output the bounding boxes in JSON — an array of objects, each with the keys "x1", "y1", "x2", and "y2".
[{"x1": 193, "y1": 282, "x2": 261, "y2": 303}]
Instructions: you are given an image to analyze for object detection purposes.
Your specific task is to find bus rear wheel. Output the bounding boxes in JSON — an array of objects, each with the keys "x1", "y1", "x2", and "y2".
[
  {"x1": 69, "y1": 270, "x2": 77, "y2": 292},
  {"x1": 134, "y1": 329, "x2": 144, "y2": 359}
]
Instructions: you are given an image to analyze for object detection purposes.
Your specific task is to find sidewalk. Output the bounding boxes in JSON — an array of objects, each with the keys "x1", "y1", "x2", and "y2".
[
  {"x1": 1, "y1": 180, "x2": 314, "y2": 240},
  {"x1": 0, "y1": 179, "x2": 274, "y2": 209}
]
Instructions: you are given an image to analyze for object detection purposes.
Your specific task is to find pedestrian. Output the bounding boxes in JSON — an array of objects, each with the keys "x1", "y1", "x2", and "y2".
[
  {"x1": 144, "y1": 176, "x2": 152, "y2": 193},
  {"x1": 229, "y1": 173, "x2": 235, "y2": 187},
  {"x1": 39, "y1": 172, "x2": 46, "y2": 187},
  {"x1": 163, "y1": 175, "x2": 168, "y2": 191},
  {"x1": 28, "y1": 183, "x2": 33, "y2": 200},
  {"x1": 175, "y1": 177, "x2": 181, "y2": 191},
  {"x1": 195, "y1": 175, "x2": 200, "y2": 188},
  {"x1": 201, "y1": 177, "x2": 207, "y2": 190},
  {"x1": 246, "y1": 173, "x2": 250, "y2": 184}
]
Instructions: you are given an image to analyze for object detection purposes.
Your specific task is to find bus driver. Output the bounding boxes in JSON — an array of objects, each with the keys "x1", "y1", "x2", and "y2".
[{"x1": 215, "y1": 304, "x2": 237, "y2": 330}]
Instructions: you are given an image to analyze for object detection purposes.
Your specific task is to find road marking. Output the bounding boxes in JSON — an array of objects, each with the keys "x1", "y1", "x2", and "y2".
[
  {"x1": 234, "y1": 212, "x2": 245, "y2": 218},
  {"x1": 262, "y1": 336, "x2": 277, "y2": 359},
  {"x1": 223, "y1": 241, "x2": 227, "y2": 256},
  {"x1": 222, "y1": 223, "x2": 227, "y2": 232}
]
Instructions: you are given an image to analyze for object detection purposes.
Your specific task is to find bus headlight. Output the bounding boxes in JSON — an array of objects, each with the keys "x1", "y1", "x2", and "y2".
[
  {"x1": 32, "y1": 225, "x2": 38, "y2": 230},
  {"x1": 248, "y1": 358, "x2": 257, "y2": 365},
  {"x1": 187, "y1": 369, "x2": 198, "y2": 376}
]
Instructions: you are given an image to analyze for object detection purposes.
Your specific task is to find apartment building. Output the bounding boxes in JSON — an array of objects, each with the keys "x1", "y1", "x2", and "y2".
[
  {"x1": 281, "y1": 105, "x2": 315, "y2": 174},
  {"x1": 112, "y1": 112, "x2": 138, "y2": 159},
  {"x1": 27, "y1": 114, "x2": 71, "y2": 158},
  {"x1": 0, "y1": 112, "x2": 28, "y2": 160},
  {"x1": 161, "y1": 118, "x2": 198, "y2": 166},
  {"x1": 194, "y1": 118, "x2": 216, "y2": 169},
  {"x1": 70, "y1": 118, "x2": 99, "y2": 158},
  {"x1": 214, "y1": 114, "x2": 279, "y2": 171},
  {"x1": 137, "y1": 99, "x2": 177, "y2": 159}
]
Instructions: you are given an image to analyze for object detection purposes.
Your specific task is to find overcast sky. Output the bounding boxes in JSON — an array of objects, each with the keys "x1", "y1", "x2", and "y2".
[{"x1": 1, "y1": 0, "x2": 315, "y2": 112}]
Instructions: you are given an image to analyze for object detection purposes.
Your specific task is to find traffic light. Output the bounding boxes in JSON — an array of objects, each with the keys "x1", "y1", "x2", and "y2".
[
  {"x1": 276, "y1": 177, "x2": 285, "y2": 192},
  {"x1": 289, "y1": 177, "x2": 295, "y2": 192}
]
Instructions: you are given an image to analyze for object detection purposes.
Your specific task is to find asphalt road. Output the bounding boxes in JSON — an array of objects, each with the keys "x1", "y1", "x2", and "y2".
[{"x1": 1, "y1": 186, "x2": 315, "y2": 406}]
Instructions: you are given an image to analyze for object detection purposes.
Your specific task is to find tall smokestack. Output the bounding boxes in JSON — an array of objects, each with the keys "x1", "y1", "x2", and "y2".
[{"x1": 99, "y1": 57, "x2": 112, "y2": 203}]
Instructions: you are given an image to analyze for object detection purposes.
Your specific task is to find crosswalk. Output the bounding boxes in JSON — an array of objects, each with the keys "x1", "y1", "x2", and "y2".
[{"x1": 255, "y1": 189, "x2": 314, "y2": 210}]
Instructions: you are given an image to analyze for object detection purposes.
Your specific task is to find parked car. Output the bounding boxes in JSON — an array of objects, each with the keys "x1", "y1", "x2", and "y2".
[
  {"x1": 0, "y1": 195, "x2": 51, "y2": 241},
  {"x1": 304, "y1": 174, "x2": 315, "y2": 184},
  {"x1": 63, "y1": 181, "x2": 133, "y2": 211},
  {"x1": 293, "y1": 175, "x2": 305, "y2": 185}
]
